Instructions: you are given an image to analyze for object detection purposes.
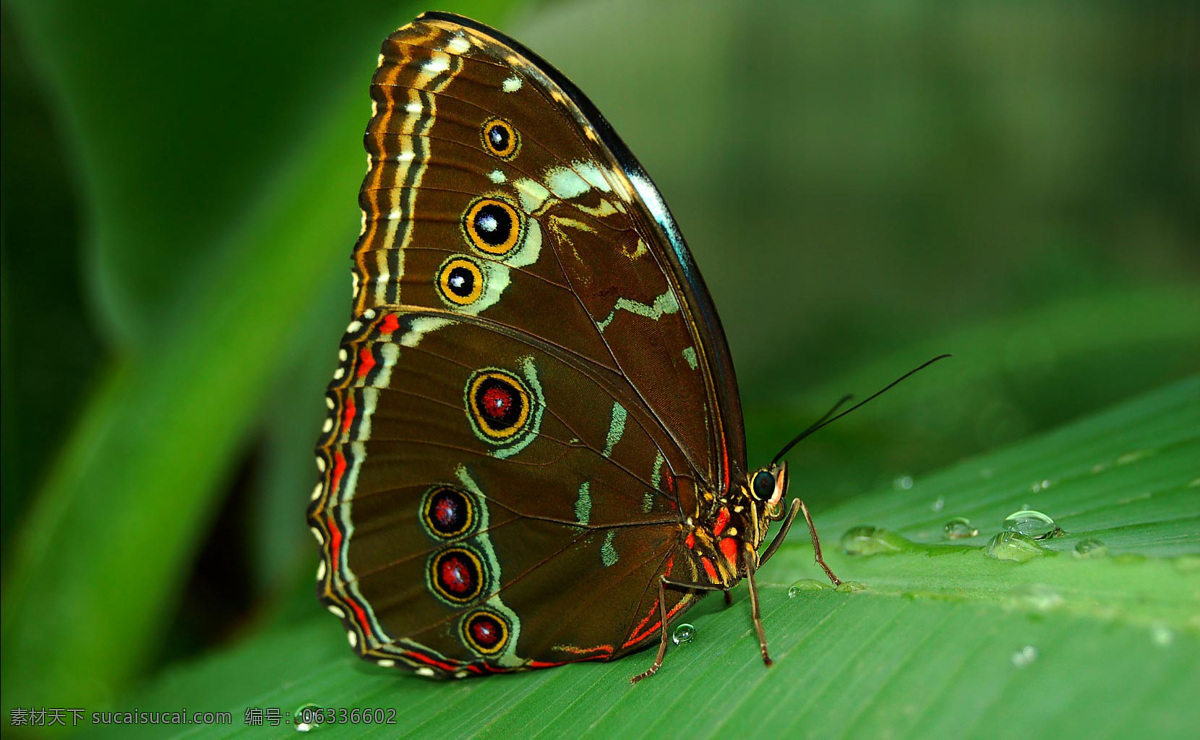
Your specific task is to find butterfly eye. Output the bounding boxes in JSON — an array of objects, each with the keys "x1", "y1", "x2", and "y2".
[
  {"x1": 751, "y1": 470, "x2": 775, "y2": 501},
  {"x1": 481, "y1": 117, "x2": 520, "y2": 159},
  {"x1": 463, "y1": 198, "x2": 523, "y2": 255},
  {"x1": 437, "y1": 257, "x2": 485, "y2": 306}
]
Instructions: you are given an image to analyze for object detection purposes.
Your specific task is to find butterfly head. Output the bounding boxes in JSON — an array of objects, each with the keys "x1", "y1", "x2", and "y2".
[
  {"x1": 748, "y1": 462, "x2": 789, "y2": 521},
  {"x1": 731, "y1": 461, "x2": 789, "y2": 557}
]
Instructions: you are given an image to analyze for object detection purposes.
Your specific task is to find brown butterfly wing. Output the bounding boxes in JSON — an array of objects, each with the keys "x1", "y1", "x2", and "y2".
[{"x1": 309, "y1": 13, "x2": 741, "y2": 675}]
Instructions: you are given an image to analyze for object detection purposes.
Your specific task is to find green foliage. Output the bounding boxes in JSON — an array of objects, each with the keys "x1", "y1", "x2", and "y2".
[
  {"x1": 2, "y1": 0, "x2": 1197, "y2": 736},
  {"x1": 88, "y1": 378, "x2": 1200, "y2": 739}
]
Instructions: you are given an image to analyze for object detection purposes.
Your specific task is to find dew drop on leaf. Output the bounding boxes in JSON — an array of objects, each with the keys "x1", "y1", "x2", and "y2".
[
  {"x1": 1150, "y1": 623, "x2": 1175, "y2": 648},
  {"x1": 788, "y1": 579, "x2": 830, "y2": 597},
  {"x1": 841, "y1": 526, "x2": 907, "y2": 555},
  {"x1": 294, "y1": 704, "x2": 322, "y2": 733},
  {"x1": 1011, "y1": 645, "x2": 1039, "y2": 668},
  {"x1": 1073, "y1": 538, "x2": 1108, "y2": 559},
  {"x1": 985, "y1": 531, "x2": 1045, "y2": 562},
  {"x1": 943, "y1": 517, "x2": 979, "y2": 539},
  {"x1": 672, "y1": 623, "x2": 695, "y2": 645},
  {"x1": 1002, "y1": 510, "x2": 1062, "y2": 540}
]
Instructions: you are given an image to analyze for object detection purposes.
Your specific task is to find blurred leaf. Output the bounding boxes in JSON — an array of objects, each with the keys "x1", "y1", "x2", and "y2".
[
  {"x1": 86, "y1": 378, "x2": 1199, "y2": 739},
  {"x1": 0, "y1": 7, "x2": 101, "y2": 556},
  {"x1": 4, "y1": 0, "x2": 418, "y2": 345},
  {"x1": 249, "y1": 275, "x2": 349, "y2": 595},
  {"x1": 1, "y1": 0, "x2": 520, "y2": 711},
  {"x1": 745, "y1": 285, "x2": 1200, "y2": 510}
]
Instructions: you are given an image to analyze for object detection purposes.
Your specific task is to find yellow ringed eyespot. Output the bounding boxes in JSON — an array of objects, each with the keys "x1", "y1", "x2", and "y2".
[
  {"x1": 428, "y1": 546, "x2": 486, "y2": 604},
  {"x1": 437, "y1": 256, "x2": 485, "y2": 305},
  {"x1": 421, "y1": 486, "x2": 476, "y2": 539},
  {"x1": 461, "y1": 609, "x2": 510, "y2": 654},
  {"x1": 481, "y1": 117, "x2": 519, "y2": 159},
  {"x1": 463, "y1": 198, "x2": 522, "y2": 256},
  {"x1": 467, "y1": 370, "x2": 530, "y2": 441}
]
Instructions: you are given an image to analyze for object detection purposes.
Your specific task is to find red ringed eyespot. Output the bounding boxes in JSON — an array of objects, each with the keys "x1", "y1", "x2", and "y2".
[
  {"x1": 461, "y1": 609, "x2": 510, "y2": 655},
  {"x1": 466, "y1": 370, "x2": 530, "y2": 442},
  {"x1": 428, "y1": 546, "x2": 485, "y2": 604},
  {"x1": 421, "y1": 486, "x2": 476, "y2": 539}
]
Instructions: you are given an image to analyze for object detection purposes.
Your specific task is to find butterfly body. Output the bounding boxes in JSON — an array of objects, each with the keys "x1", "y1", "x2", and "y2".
[{"x1": 308, "y1": 12, "x2": 835, "y2": 681}]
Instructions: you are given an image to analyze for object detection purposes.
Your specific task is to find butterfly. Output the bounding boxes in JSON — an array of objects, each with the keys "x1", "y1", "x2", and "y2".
[{"x1": 307, "y1": 11, "x2": 843, "y2": 684}]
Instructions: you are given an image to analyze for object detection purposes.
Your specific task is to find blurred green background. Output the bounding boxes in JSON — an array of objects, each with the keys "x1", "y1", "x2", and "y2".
[{"x1": 2, "y1": 0, "x2": 1197, "y2": 732}]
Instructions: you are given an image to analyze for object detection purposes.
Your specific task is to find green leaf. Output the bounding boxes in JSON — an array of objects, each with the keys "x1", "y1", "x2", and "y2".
[{"x1": 87, "y1": 378, "x2": 1200, "y2": 739}]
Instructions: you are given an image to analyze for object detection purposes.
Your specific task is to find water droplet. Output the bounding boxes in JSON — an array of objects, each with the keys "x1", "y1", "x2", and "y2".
[
  {"x1": 1002, "y1": 510, "x2": 1062, "y2": 540},
  {"x1": 672, "y1": 623, "x2": 695, "y2": 645},
  {"x1": 943, "y1": 517, "x2": 979, "y2": 540},
  {"x1": 985, "y1": 531, "x2": 1045, "y2": 562},
  {"x1": 930, "y1": 496, "x2": 945, "y2": 513},
  {"x1": 788, "y1": 579, "x2": 831, "y2": 597},
  {"x1": 1011, "y1": 583, "x2": 1063, "y2": 612},
  {"x1": 1011, "y1": 645, "x2": 1039, "y2": 668},
  {"x1": 1150, "y1": 623, "x2": 1174, "y2": 647},
  {"x1": 835, "y1": 581, "x2": 867, "y2": 593},
  {"x1": 841, "y1": 526, "x2": 907, "y2": 556},
  {"x1": 842, "y1": 526, "x2": 879, "y2": 553},
  {"x1": 294, "y1": 704, "x2": 322, "y2": 733},
  {"x1": 893, "y1": 474, "x2": 914, "y2": 491},
  {"x1": 1073, "y1": 538, "x2": 1108, "y2": 559}
]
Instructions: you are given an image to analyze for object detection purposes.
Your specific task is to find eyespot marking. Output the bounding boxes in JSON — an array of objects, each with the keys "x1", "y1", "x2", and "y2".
[
  {"x1": 466, "y1": 370, "x2": 531, "y2": 443},
  {"x1": 437, "y1": 256, "x2": 485, "y2": 306},
  {"x1": 461, "y1": 608, "x2": 511, "y2": 655},
  {"x1": 421, "y1": 486, "x2": 477, "y2": 539},
  {"x1": 481, "y1": 118, "x2": 519, "y2": 160},
  {"x1": 428, "y1": 546, "x2": 486, "y2": 604},
  {"x1": 463, "y1": 198, "x2": 523, "y2": 256}
]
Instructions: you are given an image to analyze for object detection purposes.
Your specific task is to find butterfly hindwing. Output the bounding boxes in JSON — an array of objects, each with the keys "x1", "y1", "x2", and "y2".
[{"x1": 313, "y1": 310, "x2": 698, "y2": 673}]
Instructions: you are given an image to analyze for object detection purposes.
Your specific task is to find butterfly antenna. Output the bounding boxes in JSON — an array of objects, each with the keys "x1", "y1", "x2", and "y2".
[
  {"x1": 769, "y1": 393, "x2": 855, "y2": 466},
  {"x1": 770, "y1": 354, "x2": 953, "y2": 465}
]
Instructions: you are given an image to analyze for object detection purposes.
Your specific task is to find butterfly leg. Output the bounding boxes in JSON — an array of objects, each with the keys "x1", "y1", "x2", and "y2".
[
  {"x1": 745, "y1": 561, "x2": 773, "y2": 666},
  {"x1": 724, "y1": 589, "x2": 733, "y2": 605},
  {"x1": 798, "y1": 497, "x2": 842, "y2": 586},
  {"x1": 630, "y1": 575, "x2": 724, "y2": 685},
  {"x1": 759, "y1": 499, "x2": 841, "y2": 586}
]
